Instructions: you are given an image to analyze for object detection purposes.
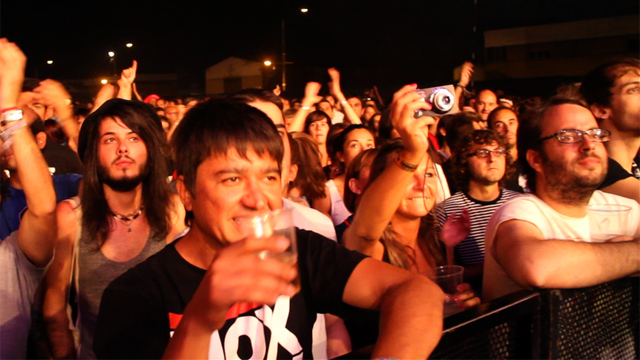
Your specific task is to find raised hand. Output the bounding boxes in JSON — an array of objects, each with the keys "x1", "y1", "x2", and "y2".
[
  {"x1": 118, "y1": 60, "x2": 138, "y2": 87},
  {"x1": 304, "y1": 81, "x2": 323, "y2": 105},
  {"x1": 0, "y1": 38, "x2": 27, "y2": 107},
  {"x1": 459, "y1": 62, "x2": 474, "y2": 88},
  {"x1": 388, "y1": 84, "x2": 434, "y2": 157},
  {"x1": 34, "y1": 79, "x2": 71, "y2": 108},
  {"x1": 117, "y1": 60, "x2": 137, "y2": 100},
  {"x1": 440, "y1": 209, "x2": 471, "y2": 248},
  {"x1": 184, "y1": 235, "x2": 298, "y2": 331}
]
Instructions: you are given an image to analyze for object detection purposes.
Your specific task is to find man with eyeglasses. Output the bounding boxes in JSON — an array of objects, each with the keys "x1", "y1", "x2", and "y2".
[
  {"x1": 483, "y1": 98, "x2": 639, "y2": 301},
  {"x1": 436, "y1": 129, "x2": 519, "y2": 293}
]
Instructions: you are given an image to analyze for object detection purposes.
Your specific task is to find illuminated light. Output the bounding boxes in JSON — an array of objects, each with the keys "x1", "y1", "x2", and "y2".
[
  {"x1": 108, "y1": 51, "x2": 115, "y2": 58},
  {"x1": 100, "y1": 79, "x2": 108, "y2": 85},
  {"x1": 126, "y1": 43, "x2": 133, "y2": 48},
  {"x1": 264, "y1": 60, "x2": 272, "y2": 66},
  {"x1": 300, "y1": 8, "x2": 308, "y2": 13},
  {"x1": 46, "y1": 60, "x2": 53, "y2": 65}
]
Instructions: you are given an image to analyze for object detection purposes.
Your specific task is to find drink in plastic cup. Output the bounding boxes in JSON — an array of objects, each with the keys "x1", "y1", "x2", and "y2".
[
  {"x1": 587, "y1": 204, "x2": 631, "y2": 242},
  {"x1": 427, "y1": 265, "x2": 464, "y2": 316},
  {"x1": 236, "y1": 209, "x2": 300, "y2": 293}
]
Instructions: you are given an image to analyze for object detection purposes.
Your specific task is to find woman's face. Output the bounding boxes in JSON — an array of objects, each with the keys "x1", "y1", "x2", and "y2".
[
  {"x1": 341, "y1": 128, "x2": 375, "y2": 167},
  {"x1": 371, "y1": 114, "x2": 381, "y2": 131},
  {"x1": 363, "y1": 106, "x2": 377, "y2": 122},
  {"x1": 308, "y1": 118, "x2": 330, "y2": 145},
  {"x1": 396, "y1": 155, "x2": 438, "y2": 219}
]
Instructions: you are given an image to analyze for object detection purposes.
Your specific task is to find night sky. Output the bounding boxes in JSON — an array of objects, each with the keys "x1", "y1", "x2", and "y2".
[{"x1": 1, "y1": 0, "x2": 638, "y2": 96}]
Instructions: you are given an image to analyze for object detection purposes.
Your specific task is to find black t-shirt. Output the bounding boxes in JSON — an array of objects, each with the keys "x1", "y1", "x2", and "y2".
[
  {"x1": 599, "y1": 157, "x2": 634, "y2": 189},
  {"x1": 93, "y1": 229, "x2": 366, "y2": 359},
  {"x1": 41, "y1": 140, "x2": 83, "y2": 175}
]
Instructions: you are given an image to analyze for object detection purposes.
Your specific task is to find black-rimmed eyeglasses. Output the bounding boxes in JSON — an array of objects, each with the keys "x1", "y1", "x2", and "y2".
[
  {"x1": 539, "y1": 128, "x2": 611, "y2": 144},
  {"x1": 467, "y1": 148, "x2": 508, "y2": 158}
]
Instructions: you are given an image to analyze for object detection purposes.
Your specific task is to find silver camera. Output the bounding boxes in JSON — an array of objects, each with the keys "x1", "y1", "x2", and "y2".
[{"x1": 414, "y1": 85, "x2": 458, "y2": 118}]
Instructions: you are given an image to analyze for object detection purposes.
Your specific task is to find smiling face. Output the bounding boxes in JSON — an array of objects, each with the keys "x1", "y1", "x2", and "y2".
[
  {"x1": 179, "y1": 147, "x2": 283, "y2": 245},
  {"x1": 536, "y1": 104, "x2": 607, "y2": 197},
  {"x1": 97, "y1": 116, "x2": 148, "y2": 191},
  {"x1": 395, "y1": 155, "x2": 438, "y2": 219},
  {"x1": 475, "y1": 90, "x2": 498, "y2": 121}
]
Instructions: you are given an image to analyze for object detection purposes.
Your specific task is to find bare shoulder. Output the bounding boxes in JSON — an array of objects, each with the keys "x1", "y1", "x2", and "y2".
[{"x1": 167, "y1": 193, "x2": 187, "y2": 241}]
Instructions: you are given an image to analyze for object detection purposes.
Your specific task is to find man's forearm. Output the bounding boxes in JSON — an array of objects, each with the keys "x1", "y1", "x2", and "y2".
[
  {"x1": 499, "y1": 232, "x2": 640, "y2": 290},
  {"x1": 372, "y1": 276, "x2": 444, "y2": 359}
]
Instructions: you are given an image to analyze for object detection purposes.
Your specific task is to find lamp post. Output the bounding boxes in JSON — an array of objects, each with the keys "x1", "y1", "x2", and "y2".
[
  {"x1": 280, "y1": 8, "x2": 308, "y2": 91},
  {"x1": 108, "y1": 51, "x2": 116, "y2": 76}
]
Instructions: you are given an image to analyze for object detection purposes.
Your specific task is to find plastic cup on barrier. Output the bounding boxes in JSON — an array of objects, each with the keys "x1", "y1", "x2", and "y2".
[
  {"x1": 427, "y1": 265, "x2": 464, "y2": 316},
  {"x1": 587, "y1": 204, "x2": 631, "y2": 242}
]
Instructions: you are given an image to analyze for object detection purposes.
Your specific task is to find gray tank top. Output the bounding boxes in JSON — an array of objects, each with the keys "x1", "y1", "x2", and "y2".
[{"x1": 76, "y1": 224, "x2": 165, "y2": 359}]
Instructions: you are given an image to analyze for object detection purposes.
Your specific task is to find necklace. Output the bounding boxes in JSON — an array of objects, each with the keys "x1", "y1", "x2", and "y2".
[{"x1": 111, "y1": 206, "x2": 144, "y2": 232}]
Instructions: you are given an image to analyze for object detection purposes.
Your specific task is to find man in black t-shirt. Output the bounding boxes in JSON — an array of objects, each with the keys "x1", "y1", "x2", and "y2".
[
  {"x1": 580, "y1": 59, "x2": 640, "y2": 203},
  {"x1": 94, "y1": 99, "x2": 445, "y2": 359}
]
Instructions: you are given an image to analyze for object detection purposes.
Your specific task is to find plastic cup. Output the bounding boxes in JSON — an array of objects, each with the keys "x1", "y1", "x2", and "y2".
[
  {"x1": 587, "y1": 204, "x2": 631, "y2": 242},
  {"x1": 428, "y1": 265, "x2": 464, "y2": 316},
  {"x1": 236, "y1": 209, "x2": 300, "y2": 293}
]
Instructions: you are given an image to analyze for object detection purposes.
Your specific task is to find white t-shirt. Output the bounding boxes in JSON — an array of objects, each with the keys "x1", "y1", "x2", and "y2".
[
  {"x1": 282, "y1": 197, "x2": 337, "y2": 241},
  {"x1": 483, "y1": 191, "x2": 639, "y2": 301},
  {"x1": 0, "y1": 232, "x2": 50, "y2": 359}
]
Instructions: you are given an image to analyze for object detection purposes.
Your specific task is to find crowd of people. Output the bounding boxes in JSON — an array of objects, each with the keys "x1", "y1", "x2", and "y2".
[{"x1": 1, "y1": 36, "x2": 639, "y2": 359}]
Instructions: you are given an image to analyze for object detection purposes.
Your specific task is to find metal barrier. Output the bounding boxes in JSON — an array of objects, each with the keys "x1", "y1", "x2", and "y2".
[
  {"x1": 339, "y1": 276, "x2": 639, "y2": 359},
  {"x1": 538, "y1": 276, "x2": 639, "y2": 359}
]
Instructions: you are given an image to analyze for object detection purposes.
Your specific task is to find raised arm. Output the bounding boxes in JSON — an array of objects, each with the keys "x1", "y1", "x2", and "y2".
[
  {"x1": 0, "y1": 38, "x2": 56, "y2": 266},
  {"x1": 328, "y1": 68, "x2": 361, "y2": 125},
  {"x1": 132, "y1": 82, "x2": 143, "y2": 101},
  {"x1": 494, "y1": 219, "x2": 640, "y2": 289},
  {"x1": 287, "y1": 82, "x2": 322, "y2": 132},
  {"x1": 342, "y1": 84, "x2": 432, "y2": 256},
  {"x1": 454, "y1": 62, "x2": 474, "y2": 111},
  {"x1": 34, "y1": 79, "x2": 79, "y2": 152},
  {"x1": 43, "y1": 200, "x2": 79, "y2": 358},
  {"x1": 90, "y1": 83, "x2": 116, "y2": 114},
  {"x1": 116, "y1": 60, "x2": 138, "y2": 100}
]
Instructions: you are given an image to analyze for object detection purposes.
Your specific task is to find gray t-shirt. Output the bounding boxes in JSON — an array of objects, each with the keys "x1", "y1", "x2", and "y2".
[{"x1": 0, "y1": 232, "x2": 48, "y2": 359}]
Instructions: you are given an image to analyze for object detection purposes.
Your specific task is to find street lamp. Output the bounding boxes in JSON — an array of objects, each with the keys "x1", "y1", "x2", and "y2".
[
  {"x1": 108, "y1": 51, "x2": 117, "y2": 76},
  {"x1": 46, "y1": 60, "x2": 53, "y2": 65},
  {"x1": 264, "y1": 60, "x2": 272, "y2": 66},
  {"x1": 280, "y1": 8, "x2": 308, "y2": 91},
  {"x1": 126, "y1": 43, "x2": 133, "y2": 48}
]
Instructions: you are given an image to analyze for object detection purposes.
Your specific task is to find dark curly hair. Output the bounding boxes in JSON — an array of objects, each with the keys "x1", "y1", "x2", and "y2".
[{"x1": 451, "y1": 129, "x2": 514, "y2": 193}]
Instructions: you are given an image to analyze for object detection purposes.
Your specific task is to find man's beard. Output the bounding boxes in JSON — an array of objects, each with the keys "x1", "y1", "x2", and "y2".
[
  {"x1": 540, "y1": 149, "x2": 607, "y2": 205},
  {"x1": 98, "y1": 158, "x2": 149, "y2": 192}
]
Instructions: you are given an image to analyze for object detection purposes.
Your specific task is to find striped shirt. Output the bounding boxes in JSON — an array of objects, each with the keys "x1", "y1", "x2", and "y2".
[{"x1": 436, "y1": 189, "x2": 519, "y2": 265}]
